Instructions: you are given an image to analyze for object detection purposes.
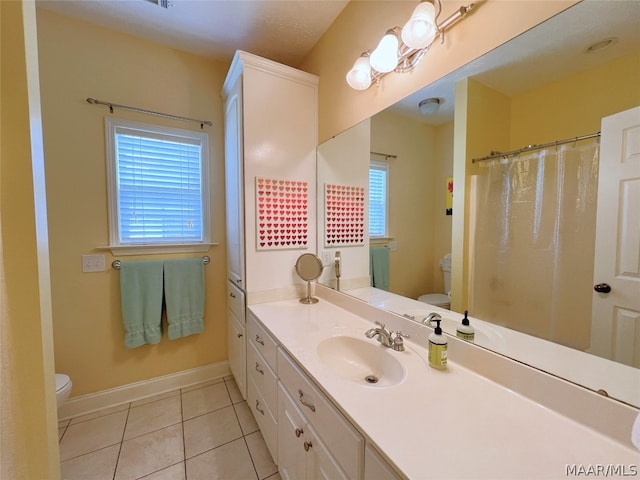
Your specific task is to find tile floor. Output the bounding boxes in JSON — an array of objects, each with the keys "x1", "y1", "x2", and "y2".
[{"x1": 58, "y1": 376, "x2": 280, "y2": 480}]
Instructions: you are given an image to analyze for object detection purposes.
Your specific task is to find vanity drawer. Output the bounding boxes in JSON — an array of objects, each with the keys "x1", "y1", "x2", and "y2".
[
  {"x1": 247, "y1": 376, "x2": 277, "y2": 462},
  {"x1": 248, "y1": 313, "x2": 277, "y2": 371},
  {"x1": 247, "y1": 341, "x2": 277, "y2": 415},
  {"x1": 277, "y1": 349, "x2": 364, "y2": 480},
  {"x1": 227, "y1": 281, "x2": 245, "y2": 324}
]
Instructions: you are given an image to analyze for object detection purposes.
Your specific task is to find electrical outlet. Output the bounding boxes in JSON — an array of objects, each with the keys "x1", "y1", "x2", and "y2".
[
  {"x1": 322, "y1": 251, "x2": 332, "y2": 266},
  {"x1": 82, "y1": 254, "x2": 106, "y2": 273}
]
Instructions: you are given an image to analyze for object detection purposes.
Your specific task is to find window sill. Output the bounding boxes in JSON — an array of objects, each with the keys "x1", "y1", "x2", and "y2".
[{"x1": 97, "y1": 243, "x2": 218, "y2": 256}]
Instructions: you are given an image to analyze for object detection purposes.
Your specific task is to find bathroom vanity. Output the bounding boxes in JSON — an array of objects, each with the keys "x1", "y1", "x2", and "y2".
[{"x1": 246, "y1": 287, "x2": 639, "y2": 479}]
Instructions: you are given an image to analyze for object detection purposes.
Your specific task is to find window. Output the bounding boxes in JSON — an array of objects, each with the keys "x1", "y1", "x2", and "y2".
[
  {"x1": 105, "y1": 118, "x2": 210, "y2": 253},
  {"x1": 369, "y1": 160, "x2": 389, "y2": 238}
]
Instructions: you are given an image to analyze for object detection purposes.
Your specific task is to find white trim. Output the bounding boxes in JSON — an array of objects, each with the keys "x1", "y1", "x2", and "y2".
[
  {"x1": 104, "y1": 117, "x2": 211, "y2": 249},
  {"x1": 58, "y1": 361, "x2": 230, "y2": 420},
  {"x1": 97, "y1": 242, "x2": 218, "y2": 256}
]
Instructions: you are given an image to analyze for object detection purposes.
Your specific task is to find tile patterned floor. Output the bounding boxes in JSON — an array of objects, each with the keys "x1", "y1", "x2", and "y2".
[{"x1": 58, "y1": 376, "x2": 280, "y2": 480}]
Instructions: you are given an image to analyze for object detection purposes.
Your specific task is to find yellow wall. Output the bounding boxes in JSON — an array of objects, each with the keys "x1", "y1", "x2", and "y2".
[
  {"x1": 1, "y1": 2, "x2": 60, "y2": 478},
  {"x1": 371, "y1": 112, "x2": 437, "y2": 299},
  {"x1": 301, "y1": 1, "x2": 579, "y2": 142},
  {"x1": 433, "y1": 121, "x2": 454, "y2": 292},
  {"x1": 510, "y1": 51, "x2": 640, "y2": 147},
  {"x1": 36, "y1": 9, "x2": 230, "y2": 396}
]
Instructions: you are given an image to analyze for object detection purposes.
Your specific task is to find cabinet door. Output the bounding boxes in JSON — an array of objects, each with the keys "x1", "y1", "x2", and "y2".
[
  {"x1": 305, "y1": 426, "x2": 349, "y2": 480},
  {"x1": 227, "y1": 314, "x2": 246, "y2": 399},
  {"x1": 364, "y1": 444, "x2": 403, "y2": 480},
  {"x1": 278, "y1": 383, "x2": 306, "y2": 480},
  {"x1": 224, "y1": 80, "x2": 245, "y2": 289}
]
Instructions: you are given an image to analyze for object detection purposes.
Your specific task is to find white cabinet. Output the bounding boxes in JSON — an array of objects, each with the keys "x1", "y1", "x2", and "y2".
[
  {"x1": 364, "y1": 445, "x2": 404, "y2": 480},
  {"x1": 223, "y1": 78, "x2": 245, "y2": 289},
  {"x1": 247, "y1": 313, "x2": 278, "y2": 462},
  {"x1": 222, "y1": 51, "x2": 317, "y2": 398},
  {"x1": 226, "y1": 281, "x2": 246, "y2": 398},
  {"x1": 278, "y1": 383, "x2": 349, "y2": 480},
  {"x1": 277, "y1": 349, "x2": 364, "y2": 479}
]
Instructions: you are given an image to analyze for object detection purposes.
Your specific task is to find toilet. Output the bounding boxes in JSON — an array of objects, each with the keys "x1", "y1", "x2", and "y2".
[
  {"x1": 56, "y1": 373, "x2": 72, "y2": 408},
  {"x1": 418, "y1": 254, "x2": 452, "y2": 309}
]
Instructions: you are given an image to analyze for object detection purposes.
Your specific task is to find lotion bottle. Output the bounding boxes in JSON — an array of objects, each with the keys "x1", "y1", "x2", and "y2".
[
  {"x1": 456, "y1": 310, "x2": 475, "y2": 342},
  {"x1": 428, "y1": 319, "x2": 447, "y2": 370}
]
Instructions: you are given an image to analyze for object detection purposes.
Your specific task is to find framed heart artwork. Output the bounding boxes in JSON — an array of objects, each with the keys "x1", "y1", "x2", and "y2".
[
  {"x1": 255, "y1": 177, "x2": 309, "y2": 250},
  {"x1": 324, "y1": 183, "x2": 365, "y2": 247}
]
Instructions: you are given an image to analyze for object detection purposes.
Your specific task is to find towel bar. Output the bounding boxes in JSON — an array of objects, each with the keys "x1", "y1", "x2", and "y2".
[{"x1": 112, "y1": 256, "x2": 210, "y2": 270}]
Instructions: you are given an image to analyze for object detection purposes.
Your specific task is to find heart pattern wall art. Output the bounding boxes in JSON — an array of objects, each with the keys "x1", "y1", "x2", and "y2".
[
  {"x1": 325, "y1": 183, "x2": 365, "y2": 247},
  {"x1": 256, "y1": 177, "x2": 309, "y2": 250}
]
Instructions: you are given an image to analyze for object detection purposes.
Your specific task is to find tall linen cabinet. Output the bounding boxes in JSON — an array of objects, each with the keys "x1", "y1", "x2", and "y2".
[{"x1": 222, "y1": 51, "x2": 319, "y2": 401}]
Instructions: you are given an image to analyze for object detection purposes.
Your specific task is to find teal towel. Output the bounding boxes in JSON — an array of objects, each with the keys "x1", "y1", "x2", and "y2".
[
  {"x1": 119, "y1": 261, "x2": 164, "y2": 348},
  {"x1": 370, "y1": 247, "x2": 390, "y2": 291},
  {"x1": 164, "y1": 259, "x2": 205, "y2": 340}
]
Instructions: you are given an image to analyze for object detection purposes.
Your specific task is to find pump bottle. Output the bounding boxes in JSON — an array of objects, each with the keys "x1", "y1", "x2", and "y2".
[
  {"x1": 428, "y1": 319, "x2": 448, "y2": 370},
  {"x1": 456, "y1": 310, "x2": 475, "y2": 342}
]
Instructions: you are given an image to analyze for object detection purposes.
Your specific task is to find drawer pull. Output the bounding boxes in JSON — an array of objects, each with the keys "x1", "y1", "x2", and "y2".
[
  {"x1": 298, "y1": 389, "x2": 316, "y2": 412},
  {"x1": 255, "y1": 362, "x2": 264, "y2": 375},
  {"x1": 237, "y1": 279, "x2": 242, "y2": 285},
  {"x1": 255, "y1": 399, "x2": 264, "y2": 415},
  {"x1": 295, "y1": 428, "x2": 304, "y2": 438},
  {"x1": 237, "y1": 333, "x2": 243, "y2": 338},
  {"x1": 230, "y1": 292, "x2": 236, "y2": 298},
  {"x1": 303, "y1": 441, "x2": 313, "y2": 452},
  {"x1": 255, "y1": 335, "x2": 265, "y2": 346}
]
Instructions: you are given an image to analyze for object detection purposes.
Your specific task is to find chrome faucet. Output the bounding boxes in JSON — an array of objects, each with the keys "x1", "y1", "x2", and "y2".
[
  {"x1": 364, "y1": 321, "x2": 410, "y2": 351},
  {"x1": 422, "y1": 312, "x2": 442, "y2": 327}
]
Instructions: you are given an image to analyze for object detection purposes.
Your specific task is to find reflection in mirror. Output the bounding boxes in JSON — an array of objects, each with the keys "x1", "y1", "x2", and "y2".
[
  {"x1": 316, "y1": 1, "x2": 640, "y2": 407},
  {"x1": 295, "y1": 253, "x2": 323, "y2": 304}
]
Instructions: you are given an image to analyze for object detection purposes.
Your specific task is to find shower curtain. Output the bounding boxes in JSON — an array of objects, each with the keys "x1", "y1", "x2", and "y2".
[{"x1": 469, "y1": 139, "x2": 599, "y2": 350}]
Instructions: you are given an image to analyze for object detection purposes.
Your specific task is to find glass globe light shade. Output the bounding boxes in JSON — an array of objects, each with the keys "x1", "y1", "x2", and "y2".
[
  {"x1": 401, "y1": 1, "x2": 437, "y2": 49},
  {"x1": 346, "y1": 55, "x2": 372, "y2": 90},
  {"x1": 370, "y1": 31, "x2": 399, "y2": 73}
]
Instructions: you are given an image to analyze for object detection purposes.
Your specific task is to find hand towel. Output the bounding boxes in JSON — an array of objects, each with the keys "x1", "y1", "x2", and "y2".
[
  {"x1": 370, "y1": 246, "x2": 390, "y2": 291},
  {"x1": 164, "y1": 259, "x2": 205, "y2": 340},
  {"x1": 119, "y1": 261, "x2": 164, "y2": 348}
]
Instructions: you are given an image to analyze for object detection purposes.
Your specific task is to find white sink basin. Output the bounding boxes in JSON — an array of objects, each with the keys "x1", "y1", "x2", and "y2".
[{"x1": 317, "y1": 336, "x2": 407, "y2": 387}]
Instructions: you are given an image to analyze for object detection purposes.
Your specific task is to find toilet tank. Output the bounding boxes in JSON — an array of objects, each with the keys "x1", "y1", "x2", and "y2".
[{"x1": 440, "y1": 254, "x2": 452, "y2": 294}]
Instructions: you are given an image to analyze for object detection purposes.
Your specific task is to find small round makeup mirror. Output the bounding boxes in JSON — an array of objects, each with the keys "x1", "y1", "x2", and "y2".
[{"x1": 295, "y1": 253, "x2": 323, "y2": 304}]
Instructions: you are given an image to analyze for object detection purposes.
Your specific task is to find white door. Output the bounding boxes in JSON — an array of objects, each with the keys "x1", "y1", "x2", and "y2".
[{"x1": 590, "y1": 106, "x2": 640, "y2": 367}]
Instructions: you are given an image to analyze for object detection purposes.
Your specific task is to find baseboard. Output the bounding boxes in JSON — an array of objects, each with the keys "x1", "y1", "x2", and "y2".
[{"x1": 58, "y1": 361, "x2": 231, "y2": 421}]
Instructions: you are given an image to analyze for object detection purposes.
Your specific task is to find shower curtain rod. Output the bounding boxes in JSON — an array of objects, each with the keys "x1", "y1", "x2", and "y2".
[
  {"x1": 86, "y1": 98, "x2": 213, "y2": 129},
  {"x1": 471, "y1": 131, "x2": 600, "y2": 164},
  {"x1": 371, "y1": 151, "x2": 398, "y2": 160}
]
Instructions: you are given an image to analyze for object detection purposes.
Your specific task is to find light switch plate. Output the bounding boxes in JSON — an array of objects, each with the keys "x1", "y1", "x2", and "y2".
[{"x1": 82, "y1": 254, "x2": 106, "y2": 272}]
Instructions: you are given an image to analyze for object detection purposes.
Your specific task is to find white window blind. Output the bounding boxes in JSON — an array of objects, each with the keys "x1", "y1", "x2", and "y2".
[
  {"x1": 369, "y1": 161, "x2": 388, "y2": 238},
  {"x1": 106, "y1": 118, "x2": 210, "y2": 248}
]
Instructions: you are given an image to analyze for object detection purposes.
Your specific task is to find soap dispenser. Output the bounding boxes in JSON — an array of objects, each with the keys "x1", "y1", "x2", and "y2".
[
  {"x1": 428, "y1": 319, "x2": 448, "y2": 370},
  {"x1": 456, "y1": 310, "x2": 475, "y2": 342}
]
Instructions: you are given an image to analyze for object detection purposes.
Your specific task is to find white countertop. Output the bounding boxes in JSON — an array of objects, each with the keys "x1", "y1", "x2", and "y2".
[
  {"x1": 249, "y1": 297, "x2": 639, "y2": 480},
  {"x1": 345, "y1": 286, "x2": 640, "y2": 408}
]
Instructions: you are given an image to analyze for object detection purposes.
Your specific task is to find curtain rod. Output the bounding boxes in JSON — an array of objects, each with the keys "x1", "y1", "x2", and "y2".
[
  {"x1": 471, "y1": 132, "x2": 600, "y2": 164},
  {"x1": 371, "y1": 151, "x2": 398, "y2": 160},
  {"x1": 86, "y1": 98, "x2": 213, "y2": 129}
]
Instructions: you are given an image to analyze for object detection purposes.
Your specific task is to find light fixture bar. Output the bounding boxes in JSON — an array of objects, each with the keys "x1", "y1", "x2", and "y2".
[{"x1": 346, "y1": 1, "x2": 475, "y2": 90}]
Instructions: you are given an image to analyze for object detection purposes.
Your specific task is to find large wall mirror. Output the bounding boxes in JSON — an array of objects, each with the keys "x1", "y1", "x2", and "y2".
[{"x1": 317, "y1": 1, "x2": 640, "y2": 408}]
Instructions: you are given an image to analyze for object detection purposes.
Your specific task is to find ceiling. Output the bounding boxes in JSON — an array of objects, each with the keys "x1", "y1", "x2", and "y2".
[
  {"x1": 36, "y1": 0, "x2": 349, "y2": 67},
  {"x1": 36, "y1": 0, "x2": 640, "y2": 125}
]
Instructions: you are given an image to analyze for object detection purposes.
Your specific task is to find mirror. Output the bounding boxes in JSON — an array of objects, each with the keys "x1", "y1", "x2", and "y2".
[
  {"x1": 295, "y1": 253, "x2": 323, "y2": 304},
  {"x1": 317, "y1": 1, "x2": 640, "y2": 407}
]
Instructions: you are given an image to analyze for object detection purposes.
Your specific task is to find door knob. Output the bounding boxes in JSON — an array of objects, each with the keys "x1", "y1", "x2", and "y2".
[{"x1": 594, "y1": 283, "x2": 611, "y2": 293}]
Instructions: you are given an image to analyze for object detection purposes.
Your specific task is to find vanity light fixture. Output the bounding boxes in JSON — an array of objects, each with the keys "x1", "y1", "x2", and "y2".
[
  {"x1": 346, "y1": 0, "x2": 475, "y2": 91},
  {"x1": 418, "y1": 97, "x2": 440, "y2": 115}
]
